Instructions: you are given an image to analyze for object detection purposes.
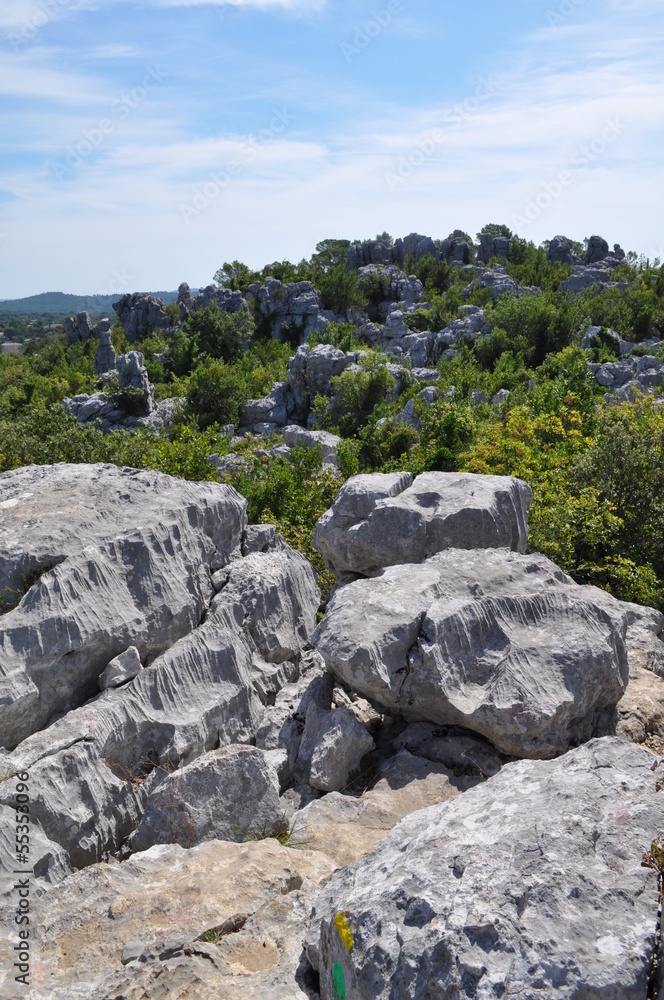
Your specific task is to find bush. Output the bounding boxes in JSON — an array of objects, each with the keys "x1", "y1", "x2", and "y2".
[
  {"x1": 184, "y1": 304, "x2": 254, "y2": 363},
  {"x1": 317, "y1": 265, "x2": 366, "y2": 313},
  {"x1": 186, "y1": 360, "x2": 248, "y2": 428},
  {"x1": 320, "y1": 354, "x2": 395, "y2": 438}
]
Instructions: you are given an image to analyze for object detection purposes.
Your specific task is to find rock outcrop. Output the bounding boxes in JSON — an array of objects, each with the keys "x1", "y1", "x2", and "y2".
[
  {"x1": 313, "y1": 544, "x2": 662, "y2": 757},
  {"x1": 248, "y1": 277, "x2": 329, "y2": 343},
  {"x1": 590, "y1": 353, "x2": 664, "y2": 401},
  {"x1": 306, "y1": 737, "x2": 664, "y2": 999},
  {"x1": 313, "y1": 471, "x2": 532, "y2": 575},
  {"x1": 92, "y1": 318, "x2": 116, "y2": 374},
  {"x1": 0, "y1": 463, "x2": 247, "y2": 749},
  {"x1": 112, "y1": 292, "x2": 172, "y2": 341}
]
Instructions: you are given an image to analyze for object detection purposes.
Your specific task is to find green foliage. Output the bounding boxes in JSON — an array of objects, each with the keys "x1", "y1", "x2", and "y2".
[
  {"x1": 0, "y1": 406, "x2": 219, "y2": 482},
  {"x1": 230, "y1": 447, "x2": 343, "y2": 606},
  {"x1": 318, "y1": 353, "x2": 395, "y2": 438},
  {"x1": 404, "y1": 253, "x2": 454, "y2": 296},
  {"x1": 311, "y1": 239, "x2": 352, "y2": 271},
  {"x1": 317, "y1": 265, "x2": 366, "y2": 314},
  {"x1": 307, "y1": 322, "x2": 366, "y2": 353},
  {"x1": 477, "y1": 224, "x2": 513, "y2": 240},
  {"x1": 186, "y1": 359, "x2": 249, "y2": 429},
  {"x1": 489, "y1": 293, "x2": 578, "y2": 367},
  {"x1": 587, "y1": 326, "x2": 621, "y2": 363},
  {"x1": 183, "y1": 304, "x2": 254, "y2": 364},
  {"x1": 213, "y1": 260, "x2": 260, "y2": 293}
]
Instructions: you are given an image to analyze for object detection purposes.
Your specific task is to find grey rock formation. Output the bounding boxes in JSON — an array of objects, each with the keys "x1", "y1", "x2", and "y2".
[
  {"x1": 463, "y1": 266, "x2": 540, "y2": 301},
  {"x1": 130, "y1": 745, "x2": 282, "y2": 851},
  {"x1": 0, "y1": 542, "x2": 318, "y2": 866},
  {"x1": 561, "y1": 258, "x2": 629, "y2": 294},
  {"x1": 93, "y1": 318, "x2": 116, "y2": 374},
  {"x1": 547, "y1": 234, "x2": 578, "y2": 264},
  {"x1": 65, "y1": 310, "x2": 94, "y2": 344},
  {"x1": 357, "y1": 264, "x2": 423, "y2": 312},
  {"x1": 306, "y1": 738, "x2": 664, "y2": 999},
  {"x1": 249, "y1": 277, "x2": 328, "y2": 343},
  {"x1": 283, "y1": 425, "x2": 342, "y2": 468},
  {"x1": 256, "y1": 651, "x2": 334, "y2": 790},
  {"x1": 313, "y1": 547, "x2": 658, "y2": 757},
  {"x1": 0, "y1": 463, "x2": 246, "y2": 748},
  {"x1": 112, "y1": 292, "x2": 172, "y2": 341},
  {"x1": 586, "y1": 233, "x2": 610, "y2": 263},
  {"x1": 239, "y1": 381, "x2": 290, "y2": 434},
  {"x1": 313, "y1": 471, "x2": 532, "y2": 576},
  {"x1": 99, "y1": 646, "x2": 142, "y2": 690},
  {"x1": 182, "y1": 282, "x2": 249, "y2": 321},
  {"x1": 302, "y1": 705, "x2": 375, "y2": 792},
  {"x1": 590, "y1": 352, "x2": 664, "y2": 401},
  {"x1": 477, "y1": 232, "x2": 511, "y2": 263}
]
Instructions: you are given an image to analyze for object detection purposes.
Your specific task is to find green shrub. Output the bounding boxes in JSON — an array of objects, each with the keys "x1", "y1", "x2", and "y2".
[
  {"x1": 184, "y1": 304, "x2": 254, "y2": 363},
  {"x1": 186, "y1": 360, "x2": 248, "y2": 428}
]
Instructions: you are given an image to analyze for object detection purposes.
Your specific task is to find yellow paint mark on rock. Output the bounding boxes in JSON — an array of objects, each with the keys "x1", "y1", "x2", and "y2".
[{"x1": 334, "y1": 911, "x2": 354, "y2": 952}]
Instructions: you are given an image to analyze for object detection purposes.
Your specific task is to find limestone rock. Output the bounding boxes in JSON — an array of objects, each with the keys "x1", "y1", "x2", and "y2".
[
  {"x1": 283, "y1": 425, "x2": 342, "y2": 468},
  {"x1": 290, "y1": 749, "x2": 479, "y2": 868},
  {"x1": 65, "y1": 310, "x2": 94, "y2": 344},
  {"x1": 92, "y1": 318, "x2": 117, "y2": 374},
  {"x1": 548, "y1": 234, "x2": 576, "y2": 264},
  {"x1": 0, "y1": 545, "x2": 319, "y2": 867},
  {"x1": 0, "y1": 838, "x2": 335, "y2": 999},
  {"x1": 313, "y1": 547, "x2": 644, "y2": 758},
  {"x1": 306, "y1": 738, "x2": 664, "y2": 998},
  {"x1": 130, "y1": 745, "x2": 282, "y2": 851},
  {"x1": 304, "y1": 706, "x2": 375, "y2": 792},
  {"x1": 0, "y1": 463, "x2": 246, "y2": 749},
  {"x1": 313, "y1": 471, "x2": 532, "y2": 576},
  {"x1": 112, "y1": 292, "x2": 172, "y2": 341},
  {"x1": 586, "y1": 233, "x2": 610, "y2": 263},
  {"x1": 98, "y1": 645, "x2": 142, "y2": 690}
]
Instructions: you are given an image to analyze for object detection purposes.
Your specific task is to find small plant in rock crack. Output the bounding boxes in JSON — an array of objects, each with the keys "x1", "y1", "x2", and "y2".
[
  {"x1": 197, "y1": 914, "x2": 247, "y2": 944},
  {"x1": 236, "y1": 812, "x2": 306, "y2": 847},
  {"x1": 643, "y1": 839, "x2": 664, "y2": 873},
  {"x1": 0, "y1": 564, "x2": 55, "y2": 614}
]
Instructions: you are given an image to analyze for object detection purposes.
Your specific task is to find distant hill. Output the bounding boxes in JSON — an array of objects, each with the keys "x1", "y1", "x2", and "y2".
[{"x1": 0, "y1": 290, "x2": 180, "y2": 316}]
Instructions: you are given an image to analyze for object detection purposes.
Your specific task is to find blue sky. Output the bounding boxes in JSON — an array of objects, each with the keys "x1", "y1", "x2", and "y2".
[{"x1": 0, "y1": 0, "x2": 663, "y2": 298}]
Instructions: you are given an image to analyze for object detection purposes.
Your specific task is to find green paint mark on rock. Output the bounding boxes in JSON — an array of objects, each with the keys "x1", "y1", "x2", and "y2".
[{"x1": 332, "y1": 961, "x2": 346, "y2": 999}]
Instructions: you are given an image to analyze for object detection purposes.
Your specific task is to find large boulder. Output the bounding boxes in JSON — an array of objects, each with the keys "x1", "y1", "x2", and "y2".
[
  {"x1": 130, "y1": 745, "x2": 282, "y2": 851},
  {"x1": 306, "y1": 737, "x2": 664, "y2": 999},
  {"x1": 92, "y1": 318, "x2": 116, "y2": 374},
  {"x1": 64, "y1": 310, "x2": 94, "y2": 344},
  {"x1": 586, "y1": 234, "x2": 610, "y2": 264},
  {"x1": 312, "y1": 547, "x2": 661, "y2": 757},
  {"x1": 0, "y1": 463, "x2": 246, "y2": 749},
  {"x1": 249, "y1": 277, "x2": 327, "y2": 343},
  {"x1": 313, "y1": 471, "x2": 532, "y2": 576}
]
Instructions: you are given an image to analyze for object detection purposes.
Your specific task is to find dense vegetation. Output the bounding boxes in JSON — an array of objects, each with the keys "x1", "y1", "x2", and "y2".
[{"x1": 1, "y1": 232, "x2": 663, "y2": 611}]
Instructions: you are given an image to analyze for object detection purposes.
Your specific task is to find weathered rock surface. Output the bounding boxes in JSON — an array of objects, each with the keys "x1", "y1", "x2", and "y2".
[
  {"x1": 91, "y1": 317, "x2": 117, "y2": 374},
  {"x1": 283, "y1": 425, "x2": 342, "y2": 468},
  {"x1": 0, "y1": 463, "x2": 246, "y2": 748},
  {"x1": 113, "y1": 292, "x2": 172, "y2": 341},
  {"x1": 290, "y1": 749, "x2": 482, "y2": 868},
  {"x1": 130, "y1": 745, "x2": 282, "y2": 851},
  {"x1": 0, "y1": 838, "x2": 334, "y2": 999},
  {"x1": 313, "y1": 471, "x2": 532, "y2": 576},
  {"x1": 590, "y1": 352, "x2": 664, "y2": 401},
  {"x1": 306, "y1": 737, "x2": 664, "y2": 999},
  {"x1": 249, "y1": 276, "x2": 328, "y2": 343},
  {"x1": 65, "y1": 310, "x2": 95, "y2": 344},
  {"x1": 0, "y1": 544, "x2": 318, "y2": 867},
  {"x1": 313, "y1": 547, "x2": 660, "y2": 757}
]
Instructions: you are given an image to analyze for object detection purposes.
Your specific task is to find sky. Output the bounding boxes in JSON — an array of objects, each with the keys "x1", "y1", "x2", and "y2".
[{"x1": 0, "y1": 0, "x2": 663, "y2": 298}]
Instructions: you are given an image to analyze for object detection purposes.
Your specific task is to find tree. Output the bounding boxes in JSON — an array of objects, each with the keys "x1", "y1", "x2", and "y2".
[
  {"x1": 477, "y1": 223, "x2": 513, "y2": 241},
  {"x1": 213, "y1": 261, "x2": 259, "y2": 293},
  {"x1": 186, "y1": 359, "x2": 248, "y2": 428},
  {"x1": 311, "y1": 239, "x2": 351, "y2": 272},
  {"x1": 184, "y1": 304, "x2": 254, "y2": 364},
  {"x1": 318, "y1": 265, "x2": 366, "y2": 314}
]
